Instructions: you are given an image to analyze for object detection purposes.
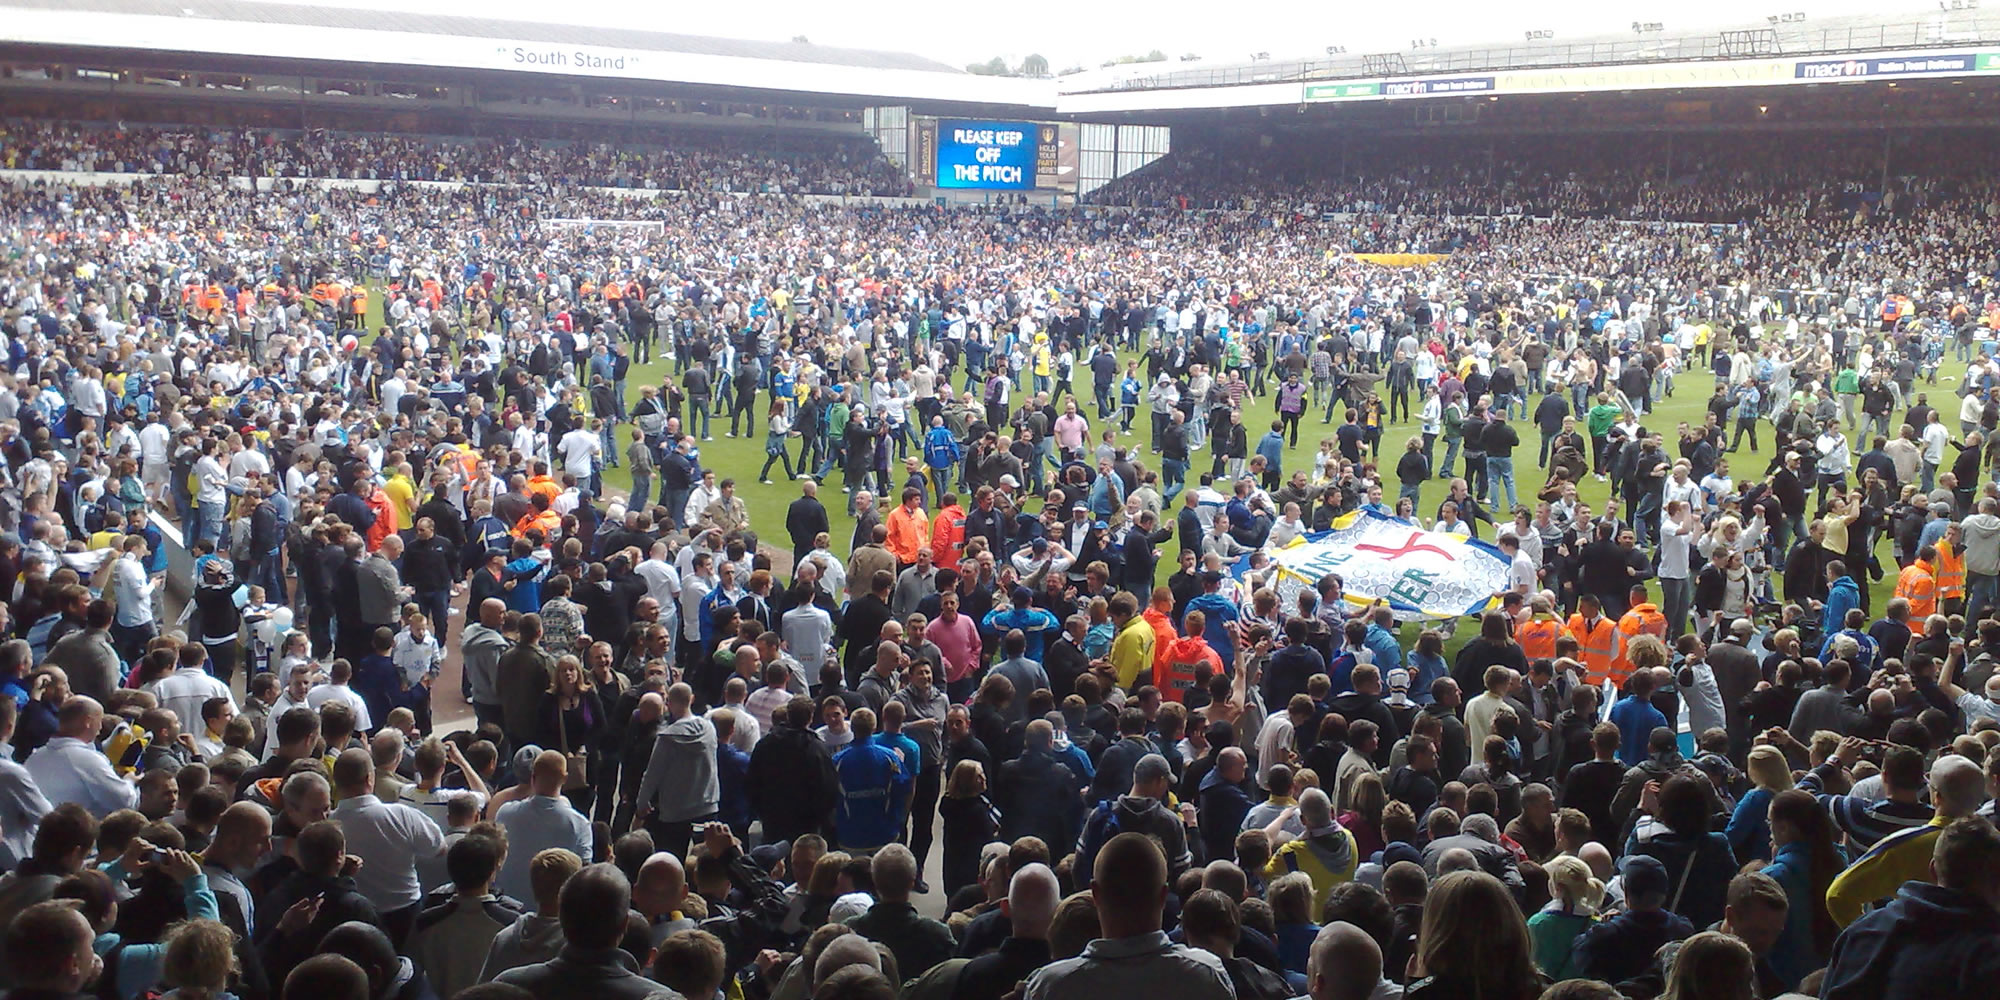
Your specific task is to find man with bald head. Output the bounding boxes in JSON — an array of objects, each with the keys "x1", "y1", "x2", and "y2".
[
  {"x1": 495, "y1": 749, "x2": 594, "y2": 903},
  {"x1": 613, "y1": 690, "x2": 669, "y2": 833},
  {"x1": 328, "y1": 745, "x2": 446, "y2": 949},
  {"x1": 23, "y1": 695, "x2": 135, "y2": 817},
  {"x1": 1196, "y1": 746, "x2": 1254, "y2": 867},
  {"x1": 634, "y1": 682, "x2": 719, "y2": 859},
  {"x1": 462, "y1": 597, "x2": 512, "y2": 729},
  {"x1": 905, "y1": 861, "x2": 1061, "y2": 1000},
  {"x1": 1308, "y1": 921, "x2": 1386, "y2": 1000},
  {"x1": 632, "y1": 851, "x2": 694, "y2": 945},
  {"x1": 202, "y1": 801, "x2": 272, "y2": 935},
  {"x1": 858, "y1": 637, "x2": 905, "y2": 713}
]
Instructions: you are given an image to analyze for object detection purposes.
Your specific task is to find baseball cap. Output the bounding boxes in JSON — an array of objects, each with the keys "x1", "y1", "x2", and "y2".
[
  {"x1": 1133, "y1": 754, "x2": 1174, "y2": 786},
  {"x1": 1379, "y1": 841, "x2": 1423, "y2": 870},
  {"x1": 1201, "y1": 569, "x2": 1225, "y2": 584},
  {"x1": 512, "y1": 745, "x2": 543, "y2": 781},
  {"x1": 1010, "y1": 586, "x2": 1034, "y2": 607},
  {"x1": 1072, "y1": 503, "x2": 1089, "y2": 513},
  {"x1": 999, "y1": 474, "x2": 1019, "y2": 487},
  {"x1": 1092, "y1": 520, "x2": 1109, "y2": 531},
  {"x1": 1620, "y1": 854, "x2": 1669, "y2": 899}
]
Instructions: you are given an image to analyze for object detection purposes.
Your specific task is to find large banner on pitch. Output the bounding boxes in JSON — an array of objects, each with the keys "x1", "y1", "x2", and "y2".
[{"x1": 1234, "y1": 509, "x2": 1510, "y2": 621}]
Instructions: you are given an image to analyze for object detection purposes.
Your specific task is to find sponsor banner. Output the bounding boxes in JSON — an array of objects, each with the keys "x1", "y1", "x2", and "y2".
[
  {"x1": 1794, "y1": 52, "x2": 1984, "y2": 80},
  {"x1": 1233, "y1": 509, "x2": 1508, "y2": 621},
  {"x1": 1303, "y1": 82, "x2": 1382, "y2": 101},
  {"x1": 1383, "y1": 75, "x2": 1495, "y2": 97}
]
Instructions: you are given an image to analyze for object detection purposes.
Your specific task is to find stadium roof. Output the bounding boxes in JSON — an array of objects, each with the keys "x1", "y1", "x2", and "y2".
[
  {"x1": 0, "y1": 0, "x2": 1058, "y2": 107},
  {"x1": 14, "y1": 0, "x2": 963, "y2": 74},
  {"x1": 1068, "y1": 9, "x2": 2000, "y2": 94}
]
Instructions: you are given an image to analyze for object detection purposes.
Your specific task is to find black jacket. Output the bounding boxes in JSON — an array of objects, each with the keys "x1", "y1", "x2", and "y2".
[
  {"x1": 786, "y1": 496, "x2": 830, "y2": 557},
  {"x1": 746, "y1": 724, "x2": 838, "y2": 843},
  {"x1": 996, "y1": 749, "x2": 1083, "y2": 852},
  {"x1": 254, "y1": 870, "x2": 380, "y2": 988}
]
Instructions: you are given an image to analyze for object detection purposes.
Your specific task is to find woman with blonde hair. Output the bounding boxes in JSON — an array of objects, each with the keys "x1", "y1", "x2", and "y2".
[
  {"x1": 1659, "y1": 931, "x2": 1756, "y2": 1000},
  {"x1": 1725, "y1": 743, "x2": 1795, "y2": 863},
  {"x1": 1337, "y1": 771, "x2": 1389, "y2": 859},
  {"x1": 159, "y1": 917, "x2": 239, "y2": 1000},
  {"x1": 1526, "y1": 855, "x2": 1602, "y2": 981},
  {"x1": 936, "y1": 759, "x2": 997, "y2": 898},
  {"x1": 1406, "y1": 871, "x2": 1547, "y2": 1000},
  {"x1": 538, "y1": 654, "x2": 603, "y2": 811}
]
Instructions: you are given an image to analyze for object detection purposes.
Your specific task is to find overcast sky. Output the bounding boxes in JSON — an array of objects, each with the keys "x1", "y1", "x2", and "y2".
[{"x1": 347, "y1": 0, "x2": 1963, "y2": 72}]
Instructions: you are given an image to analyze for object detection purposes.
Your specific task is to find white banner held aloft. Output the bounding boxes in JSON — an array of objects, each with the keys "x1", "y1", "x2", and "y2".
[{"x1": 1234, "y1": 509, "x2": 1510, "y2": 621}]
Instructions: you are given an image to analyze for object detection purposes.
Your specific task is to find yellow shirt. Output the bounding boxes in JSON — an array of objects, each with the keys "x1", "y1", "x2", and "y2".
[
  {"x1": 1110, "y1": 615, "x2": 1158, "y2": 690},
  {"x1": 383, "y1": 475, "x2": 417, "y2": 531}
]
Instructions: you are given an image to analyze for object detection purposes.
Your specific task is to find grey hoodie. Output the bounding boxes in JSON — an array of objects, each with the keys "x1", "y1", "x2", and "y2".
[
  {"x1": 634, "y1": 711, "x2": 719, "y2": 823},
  {"x1": 479, "y1": 911, "x2": 565, "y2": 983},
  {"x1": 1962, "y1": 512, "x2": 2000, "y2": 575}
]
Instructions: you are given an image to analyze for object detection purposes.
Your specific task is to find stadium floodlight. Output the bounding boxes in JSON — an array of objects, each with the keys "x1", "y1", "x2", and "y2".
[
  {"x1": 1325, "y1": 45, "x2": 1348, "y2": 55},
  {"x1": 1764, "y1": 11, "x2": 1807, "y2": 23},
  {"x1": 1525, "y1": 29, "x2": 1555, "y2": 41},
  {"x1": 1251, "y1": 52, "x2": 1271, "y2": 61},
  {"x1": 1631, "y1": 21, "x2": 1665, "y2": 33}
]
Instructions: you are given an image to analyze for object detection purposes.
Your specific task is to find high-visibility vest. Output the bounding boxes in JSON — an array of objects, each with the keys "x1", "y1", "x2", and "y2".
[
  {"x1": 1609, "y1": 605, "x2": 1668, "y2": 687},
  {"x1": 930, "y1": 507, "x2": 966, "y2": 570},
  {"x1": 513, "y1": 508, "x2": 560, "y2": 540},
  {"x1": 1937, "y1": 541, "x2": 1966, "y2": 600},
  {"x1": 1567, "y1": 614, "x2": 1619, "y2": 685},
  {"x1": 1896, "y1": 561, "x2": 1939, "y2": 620},
  {"x1": 1144, "y1": 608, "x2": 1179, "y2": 677},
  {"x1": 1157, "y1": 637, "x2": 1215, "y2": 702},
  {"x1": 1518, "y1": 618, "x2": 1562, "y2": 661}
]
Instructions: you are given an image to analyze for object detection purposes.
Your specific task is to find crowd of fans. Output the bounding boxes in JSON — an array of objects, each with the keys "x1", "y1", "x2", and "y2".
[
  {"x1": 1088, "y1": 130, "x2": 2000, "y2": 226},
  {"x1": 0, "y1": 120, "x2": 915, "y2": 197},
  {"x1": 0, "y1": 117, "x2": 1996, "y2": 1000}
]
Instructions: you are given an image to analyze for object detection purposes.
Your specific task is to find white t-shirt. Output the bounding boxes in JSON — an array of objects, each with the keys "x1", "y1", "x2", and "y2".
[{"x1": 558, "y1": 428, "x2": 601, "y2": 482}]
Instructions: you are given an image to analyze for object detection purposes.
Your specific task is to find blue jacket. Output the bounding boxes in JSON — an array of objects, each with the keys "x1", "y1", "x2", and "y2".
[
  {"x1": 1822, "y1": 575, "x2": 1861, "y2": 639},
  {"x1": 1256, "y1": 432, "x2": 1286, "y2": 475},
  {"x1": 1759, "y1": 840, "x2": 1828, "y2": 990},
  {"x1": 834, "y1": 740, "x2": 907, "y2": 851},
  {"x1": 1823, "y1": 881, "x2": 2000, "y2": 1000},
  {"x1": 1610, "y1": 695, "x2": 1669, "y2": 766},
  {"x1": 1363, "y1": 623, "x2": 1403, "y2": 671},
  {"x1": 1725, "y1": 786, "x2": 1776, "y2": 864},
  {"x1": 982, "y1": 606, "x2": 1061, "y2": 660},
  {"x1": 715, "y1": 740, "x2": 751, "y2": 832},
  {"x1": 1185, "y1": 593, "x2": 1240, "y2": 663},
  {"x1": 923, "y1": 426, "x2": 963, "y2": 470}
]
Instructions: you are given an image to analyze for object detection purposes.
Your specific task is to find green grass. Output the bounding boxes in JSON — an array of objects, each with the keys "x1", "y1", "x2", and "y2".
[
  {"x1": 592, "y1": 348, "x2": 1934, "y2": 625},
  {"x1": 366, "y1": 281, "x2": 1935, "y2": 651}
]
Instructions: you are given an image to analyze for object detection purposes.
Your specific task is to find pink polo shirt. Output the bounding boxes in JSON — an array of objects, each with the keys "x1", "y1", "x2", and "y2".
[
  {"x1": 1053, "y1": 413, "x2": 1089, "y2": 451},
  {"x1": 925, "y1": 612, "x2": 983, "y2": 683}
]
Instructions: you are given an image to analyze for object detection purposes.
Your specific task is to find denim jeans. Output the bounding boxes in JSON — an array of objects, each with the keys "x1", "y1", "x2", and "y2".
[
  {"x1": 197, "y1": 500, "x2": 225, "y2": 546},
  {"x1": 1971, "y1": 572, "x2": 2000, "y2": 620},
  {"x1": 1486, "y1": 456, "x2": 1516, "y2": 512},
  {"x1": 1440, "y1": 438, "x2": 1461, "y2": 478},
  {"x1": 1659, "y1": 575, "x2": 1694, "y2": 639},
  {"x1": 1163, "y1": 457, "x2": 1188, "y2": 503},
  {"x1": 690, "y1": 400, "x2": 712, "y2": 438}
]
